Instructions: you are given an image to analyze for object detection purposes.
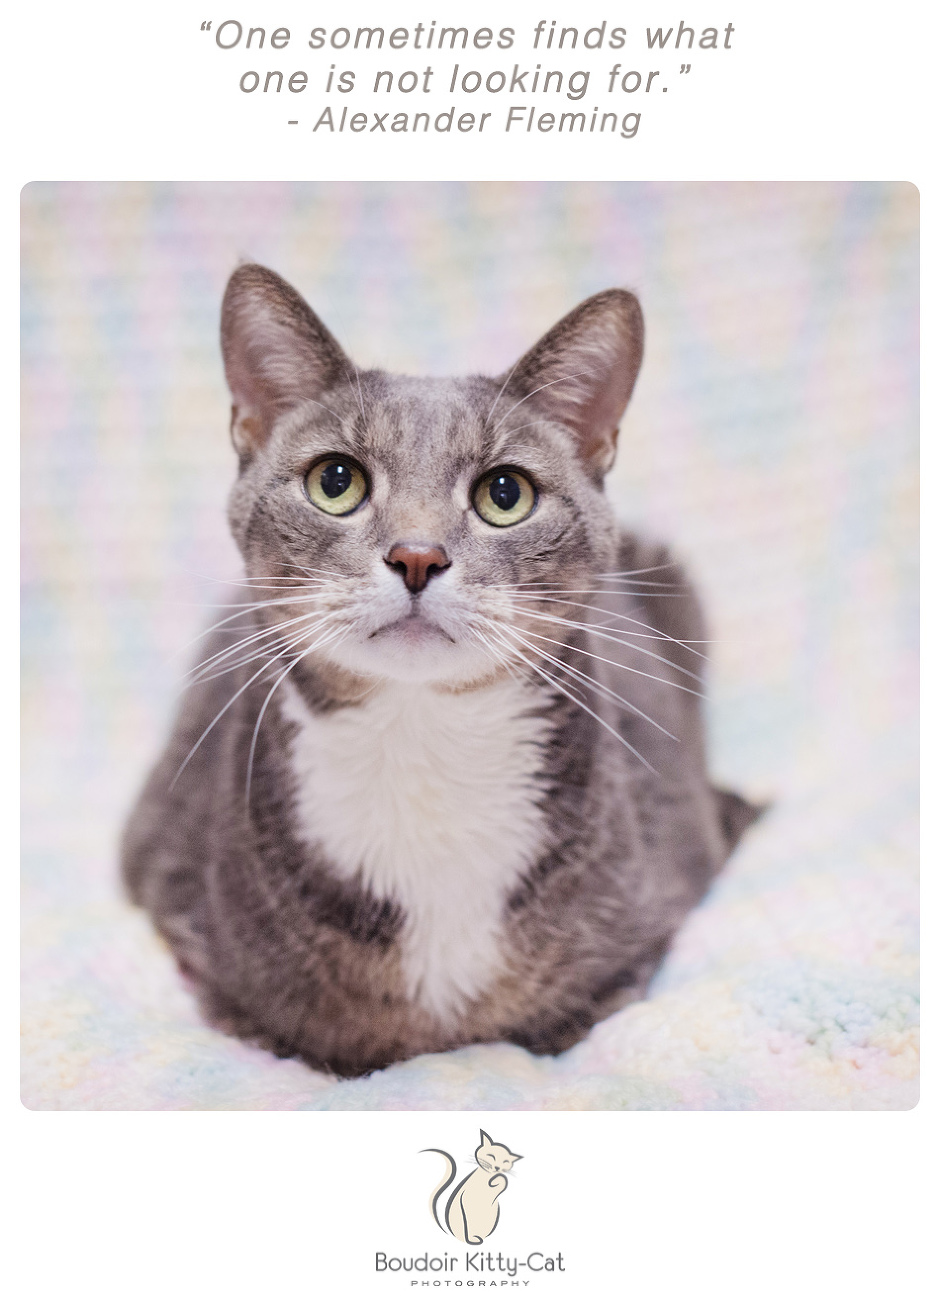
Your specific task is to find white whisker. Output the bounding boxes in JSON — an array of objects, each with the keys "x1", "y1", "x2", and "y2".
[
  {"x1": 484, "y1": 624, "x2": 658, "y2": 774},
  {"x1": 520, "y1": 626, "x2": 706, "y2": 699},
  {"x1": 169, "y1": 618, "x2": 332, "y2": 789},
  {"x1": 500, "y1": 593, "x2": 708, "y2": 658},
  {"x1": 351, "y1": 366, "x2": 367, "y2": 423},
  {"x1": 288, "y1": 564, "x2": 365, "y2": 582},
  {"x1": 506, "y1": 606, "x2": 705, "y2": 684},
  {"x1": 489, "y1": 419, "x2": 554, "y2": 441},
  {"x1": 495, "y1": 584, "x2": 686, "y2": 597},
  {"x1": 190, "y1": 629, "x2": 323, "y2": 684},
  {"x1": 595, "y1": 564, "x2": 684, "y2": 580},
  {"x1": 491, "y1": 620, "x2": 678, "y2": 740},
  {"x1": 300, "y1": 396, "x2": 347, "y2": 425},
  {"x1": 484, "y1": 357, "x2": 522, "y2": 426},
  {"x1": 187, "y1": 611, "x2": 321, "y2": 681},
  {"x1": 469, "y1": 625, "x2": 529, "y2": 689},
  {"x1": 182, "y1": 593, "x2": 329, "y2": 650},
  {"x1": 491, "y1": 369, "x2": 596, "y2": 434},
  {"x1": 244, "y1": 625, "x2": 344, "y2": 801}
]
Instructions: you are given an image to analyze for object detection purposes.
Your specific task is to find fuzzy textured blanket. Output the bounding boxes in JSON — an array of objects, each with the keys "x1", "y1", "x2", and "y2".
[{"x1": 21, "y1": 181, "x2": 918, "y2": 1109}]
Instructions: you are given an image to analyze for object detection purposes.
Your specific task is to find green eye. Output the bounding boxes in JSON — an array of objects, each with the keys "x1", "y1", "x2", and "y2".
[
  {"x1": 473, "y1": 468, "x2": 537, "y2": 527},
  {"x1": 304, "y1": 458, "x2": 368, "y2": 516}
]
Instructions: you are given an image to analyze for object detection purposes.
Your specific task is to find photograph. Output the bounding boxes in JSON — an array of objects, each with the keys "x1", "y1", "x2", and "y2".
[{"x1": 20, "y1": 179, "x2": 919, "y2": 1111}]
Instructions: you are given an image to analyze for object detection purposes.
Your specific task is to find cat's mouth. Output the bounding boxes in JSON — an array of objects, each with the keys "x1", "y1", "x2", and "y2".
[
  {"x1": 327, "y1": 597, "x2": 498, "y2": 686},
  {"x1": 368, "y1": 613, "x2": 456, "y2": 645}
]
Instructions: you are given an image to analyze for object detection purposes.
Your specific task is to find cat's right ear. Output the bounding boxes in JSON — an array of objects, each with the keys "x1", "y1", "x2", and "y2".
[
  {"x1": 498, "y1": 288, "x2": 644, "y2": 481},
  {"x1": 220, "y1": 263, "x2": 353, "y2": 459}
]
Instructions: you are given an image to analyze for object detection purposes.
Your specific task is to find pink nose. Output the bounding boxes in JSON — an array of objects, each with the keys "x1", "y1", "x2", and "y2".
[{"x1": 385, "y1": 544, "x2": 450, "y2": 594}]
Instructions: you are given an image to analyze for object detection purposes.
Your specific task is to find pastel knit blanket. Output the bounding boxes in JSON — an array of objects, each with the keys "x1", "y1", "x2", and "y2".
[{"x1": 21, "y1": 181, "x2": 917, "y2": 1110}]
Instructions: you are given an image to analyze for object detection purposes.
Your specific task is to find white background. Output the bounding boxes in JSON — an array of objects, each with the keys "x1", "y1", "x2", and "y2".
[{"x1": 9, "y1": 3, "x2": 931, "y2": 1303}]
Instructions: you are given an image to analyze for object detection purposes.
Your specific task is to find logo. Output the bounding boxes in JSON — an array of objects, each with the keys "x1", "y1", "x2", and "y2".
[
  {"x1": 422, "y1": 1129, "x2": 523, "y2": 1244},
  {"x1": 373, "y1": 1133, "x2": 566, "y2": 1286}
]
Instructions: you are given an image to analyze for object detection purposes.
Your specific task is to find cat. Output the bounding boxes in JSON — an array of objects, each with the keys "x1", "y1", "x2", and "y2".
[
  {"x1": 121, "y1": 261, "x2": 761, "y2": 1077},
  {"x1": 424, "y1": 1131, "x2": 522, "y2": 1244}
]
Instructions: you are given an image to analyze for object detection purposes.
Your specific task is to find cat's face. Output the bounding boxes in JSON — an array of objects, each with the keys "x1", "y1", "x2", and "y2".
[
  {"x1": 475, "y1": 1132, "x2": 522, "y2": 1174},
  {"x1": 221, "y1": 266, "x2": 643, "y2": 690}
]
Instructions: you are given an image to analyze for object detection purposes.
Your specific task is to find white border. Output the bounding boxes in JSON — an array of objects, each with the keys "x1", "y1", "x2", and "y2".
[{"x1": 10, "y1": 3, "x2": 930, "y2": 1302}]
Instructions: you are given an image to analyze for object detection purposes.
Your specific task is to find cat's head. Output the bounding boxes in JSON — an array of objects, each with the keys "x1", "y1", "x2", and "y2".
[
  {"x1": 220, "y1": 264, "x2": 643, "y2": 690},
  {"x1": 475, "y1": 1130, "x2": 522, "y2": 1174}
]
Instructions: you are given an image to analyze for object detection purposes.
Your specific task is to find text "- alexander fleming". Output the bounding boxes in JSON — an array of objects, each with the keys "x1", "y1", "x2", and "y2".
[{"x1": 310, "y1": 106, "x2": 641, "y2": 138}]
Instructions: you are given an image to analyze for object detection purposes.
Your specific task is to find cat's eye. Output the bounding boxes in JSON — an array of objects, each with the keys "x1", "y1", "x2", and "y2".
[
  {"x1": 304, "y1": 457, "x2": 368, "y2": 516},
  {"x1": 472, "y1": 468, "x2": 537, "y2": 527}
]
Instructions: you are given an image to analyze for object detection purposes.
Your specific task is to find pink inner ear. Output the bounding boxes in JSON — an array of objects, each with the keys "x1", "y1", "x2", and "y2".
[
  {"x1": 220, "y1": 263, "x2": 353, "y2": 455},
  {"x1": 502, "y1": 290, "x2": 644, "y2": 477},
  {"x1": 229, "y1": 403, "x2": 265, "y2": 457},
  {"x1": 570, "y1": 363, "x2": 627, "y2": 471}
]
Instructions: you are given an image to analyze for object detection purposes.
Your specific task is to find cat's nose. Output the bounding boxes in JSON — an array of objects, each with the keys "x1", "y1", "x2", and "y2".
[{"x1": 384, "y1": 544, "x2": 451, "y2": 594}]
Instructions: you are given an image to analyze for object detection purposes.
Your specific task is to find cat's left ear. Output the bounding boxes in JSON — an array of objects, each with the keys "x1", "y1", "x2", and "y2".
[
  {"x1": 480, "y1": 1130, "x2": 493, "y2": 1147},
  {"x1": 499, "y1": 289, "x2": 644, "y2": 480}
]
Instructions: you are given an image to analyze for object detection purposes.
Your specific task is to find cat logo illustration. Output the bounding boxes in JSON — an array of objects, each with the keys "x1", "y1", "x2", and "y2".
[{"x1": 422, "y1": 1130, "x2": 523, "y2": 1244}]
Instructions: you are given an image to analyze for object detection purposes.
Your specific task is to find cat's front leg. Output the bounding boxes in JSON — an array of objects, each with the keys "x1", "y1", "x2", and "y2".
[{"x1": 487, "y1": 1173, "x2": 508, "y2": 1196}]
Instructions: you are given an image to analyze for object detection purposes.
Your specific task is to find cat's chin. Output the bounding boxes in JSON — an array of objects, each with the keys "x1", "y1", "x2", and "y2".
[{"x1": 324, "y1": 619, "x2": 501, "y2": 688}]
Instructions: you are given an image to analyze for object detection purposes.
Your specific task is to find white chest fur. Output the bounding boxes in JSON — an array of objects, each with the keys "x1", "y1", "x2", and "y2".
[{"x1": 279, "y1": 677, "x2": 553, "y2": 1022}]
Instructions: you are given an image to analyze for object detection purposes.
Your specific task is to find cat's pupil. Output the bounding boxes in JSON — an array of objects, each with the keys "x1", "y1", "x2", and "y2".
[
  {"x1": 321, "y1": 463, "x2": 352, "y2": 498},
  {"x1": 489, "y1": 475, "x2": 520, "y2": 512}
]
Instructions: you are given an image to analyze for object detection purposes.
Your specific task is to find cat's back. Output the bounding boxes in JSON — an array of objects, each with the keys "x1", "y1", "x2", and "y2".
[
  {"x1": 602, "y1": 529, "x2": 710, "y2": 752},
  {"x1": 505, "y1": 525, "x2": 728, "y2": 941},
  {"x1": 599, "y1": 528, "x2": 757, "y2": 879},
  {"x1": 121, "y1": 596, "x2": 255, "y2": 962}
]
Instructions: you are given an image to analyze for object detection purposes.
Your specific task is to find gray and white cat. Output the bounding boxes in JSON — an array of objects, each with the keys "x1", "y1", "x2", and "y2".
[{"x1": 122, "y1": 263, "x2": 759, "y2": 1077}]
